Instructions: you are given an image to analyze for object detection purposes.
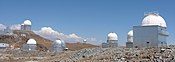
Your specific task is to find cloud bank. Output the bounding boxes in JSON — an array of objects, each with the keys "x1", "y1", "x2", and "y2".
[
  {"x1": 0, "y1": 24, "x2": 21, "y2": 30},
  {"x1": 10, "y1": 24, "x2": 21, "y2": 30},
  {"x1": 34, "y1": 27, "x2": 96, "y2": 43},
  {"x1": 0, "y1": 24, "x2": 6, "y2": 31},
  {"x1": 0, "y1": 23, "x2": 97, "y2": 44}
]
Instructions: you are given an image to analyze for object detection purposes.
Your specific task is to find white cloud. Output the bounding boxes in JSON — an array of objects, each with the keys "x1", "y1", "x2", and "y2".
[
  {"x1": 0, "y1": 24, "x2": 98, "y2": 44},
  {"x1": 34, "y1": 27, "x2": 96, "y2": 43},
  {"x1": 69, "y1": 33, "x2": 82, "y2": 39},
  {"x1": 0, "y1": 24, "x2": 6, "y2": 31},
  {"x1": 10, "y1": 24, "x2": 21, "y2": 30}
]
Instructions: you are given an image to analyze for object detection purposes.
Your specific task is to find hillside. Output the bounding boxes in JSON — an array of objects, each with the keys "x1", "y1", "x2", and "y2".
[
  {"x1": 66, "y1": 42, "x2": 99, "y2": 51},
  {"x1": 0, "y1": 30, "x2": 98, "y2": 51}
]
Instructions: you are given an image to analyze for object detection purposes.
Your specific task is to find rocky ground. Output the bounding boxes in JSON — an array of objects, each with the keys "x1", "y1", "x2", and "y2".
[{"x1": 1, "y1": 46, "x2": 175, "y2": 62}]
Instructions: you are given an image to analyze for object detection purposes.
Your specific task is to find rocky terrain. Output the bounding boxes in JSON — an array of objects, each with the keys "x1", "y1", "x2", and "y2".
[
  {"x1": 1, "y1": 30, "x2": 175, "y2": 62},
  {"x1": 45, "y1": 46, "x2": 175, "y2": 62},
  {"x1": 0, "y1": 46, "x2": 175, "y2": 62}
]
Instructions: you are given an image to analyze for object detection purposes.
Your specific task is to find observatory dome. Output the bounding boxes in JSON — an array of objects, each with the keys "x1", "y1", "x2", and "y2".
[
  {"x1": 107, "y1": 32, "x2": 118, "y2": 40},
  {"x1": 53, "y1": 39, "x2": 66, "y2": 47},
  {"x1": 83, "y1": 39, "x2": 87, "y2": 42},
  {"x1": 127, "y1": 30, "x2": 133, "y2": 42},
  {"x1": 55, "y1": 40, "x2": 62, "y2": 44},
  {"x1": 27, "y1": 39, "x2": 37, "y2": 44},
  {"x1": 24, "y1": 20, "x2": 32, "y2": 25},
  {"x1": 128, "y1": 30, "x2": 133, "y2": 37},
  {"x1": 142, "y1": 13, "x2": 166, "y2": 28},
  {"x1": 21, "y1": 23, "x2": 24, "y2": 26}
]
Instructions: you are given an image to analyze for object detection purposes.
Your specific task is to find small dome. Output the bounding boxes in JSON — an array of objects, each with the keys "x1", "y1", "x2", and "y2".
[
  {"x1": 107, "y1": 32, "x2": 118, "y2": 40},
  {"x1": 27, "y1": 39, "x2": 37, "y2": 44},
  {"x1": 83, "y1": 39, "x2": 87, "y2": 42},
  {"x1": 24, "y1": 20, "x2": 32, "y2": 25},
  {"x1": 142, "y1": 13, "x2": 166, "y2": 28},
  {"x1": 127, "y1": 30, "x2": 133, "y2": 42},
  {"x1": 53, "y1": 39, "x2": 66, "y2": 47},
  {"x1": 55, "y1": 40, "x2": 62, "y2": 44}
]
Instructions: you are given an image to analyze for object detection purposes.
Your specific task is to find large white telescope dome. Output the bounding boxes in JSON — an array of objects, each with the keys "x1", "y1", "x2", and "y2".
[
  {"x1": 27, "y1": 39, "x2": 37, "y2": 44},
  {"x1": 24, "y1": 20, "x2": 32, "y2": 25},
  {"x1": 107, "y1": 32, "x2": 118, "y2": 40},
  {"x1": 142, "y1": 13, "x2": 166, "y2": 28},
  {"x1": 127, "y1": 30, "x2": 133, "y2": 42}
]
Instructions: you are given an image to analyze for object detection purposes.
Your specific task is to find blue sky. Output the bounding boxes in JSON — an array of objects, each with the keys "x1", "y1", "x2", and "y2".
[{"x1": 0, "y1": 0, "x2": 175, "y2": 46}]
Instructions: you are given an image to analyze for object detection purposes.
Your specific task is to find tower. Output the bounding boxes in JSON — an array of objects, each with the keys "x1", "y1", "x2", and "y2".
[
  {"x1": 126, "y1": 30, "x2": 133, "y2": 48},
  {"x1": 21, "y1": 20, "x2": 32, "y2": 31}
]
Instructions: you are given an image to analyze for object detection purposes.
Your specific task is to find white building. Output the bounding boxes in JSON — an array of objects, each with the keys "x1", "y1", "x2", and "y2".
[
  {"x1": 22, "y1": 38, "x2": 37, "y2": 51},
  {"x1": 21, "y1": 20, "x2": 32, "y2": 31},
  {"x1": 52, "y1": 39, "x2": 66, "y2": 53},
  {"x1": 126, "y1": 30, "x2": 133, "y2": 48},
  {"x1": 102, "y1": 32, "x2": 118, "y2": 48},
  {"x1": 0, "y1": 43, "x2": 9, "y2": 49},
  {"x1": 133, "y1": 13, "x2": 169, "y2": 48}
]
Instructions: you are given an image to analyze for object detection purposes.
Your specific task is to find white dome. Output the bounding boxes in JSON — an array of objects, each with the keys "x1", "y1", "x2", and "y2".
[
  {"x1": 24, "y1": 20, "x2": 32, "y2": 25},
  {"x1": 83, "y1": 39, "x2": 87, "y2": 42},
  {"x1": 107, "y1": 32, "x2": 118, "y2": 40},
  {"x1": 127, "y1": 30, "x2": 133, "y2": 42},
  {"x1": 27, "y1": 39, "x2": 37, "y2": 44},
  {"x1": 54, "y1": 39, "x2": 66, "y2": 47},
  {"x1": 128, "y1": 30, "x2": 133, "y2": 37},
  {"x1": 142, "y1": 13, "x2": 166, "y2": 28},
  {"x1": 55, "y1": 40, "x2": 62, "y2": 44},
  {"x1": 21, "y1": 23, "x2": 24, "y2": 25},
  {"x1": 84, "y1": 39, "x2": 87, "y2": 41}
]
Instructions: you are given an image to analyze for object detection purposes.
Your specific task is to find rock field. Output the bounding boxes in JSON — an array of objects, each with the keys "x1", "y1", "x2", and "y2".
[{"x1": 1, "y1": 46, "x2": 175, "y2": 62}]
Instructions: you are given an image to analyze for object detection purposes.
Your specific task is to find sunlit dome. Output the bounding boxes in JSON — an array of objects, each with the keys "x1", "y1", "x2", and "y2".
[
  {"x1": 128, "y1": 30, "x2": 133, "y2": 37},
  {"x1": 127, "y1": 30, "x2": 133, "y2": 42},
  {"x1": 21, "y1": 23, "x2": 24, "y2": 25},
  {"x1": 27, "y1": 39, "x2": 37, "y2": 44},
  {"x1": 53, "y1": 39, "x2": 66, "y2": 47},
  {"x1": 83, "y1": 39, "x2": 87, "y2": 43},
  {"x1": 24, "y1": 20, "x2": 32, "y2": 25},
  {"x1": 107, "y1": 32, "x2": 118, "y2": 40},
  {"x1": 142, "y1": 13, "x2": 167, "y2": 28},
  {"x1": 54, "y1": 40, "x2": 62, "y2": 44}
]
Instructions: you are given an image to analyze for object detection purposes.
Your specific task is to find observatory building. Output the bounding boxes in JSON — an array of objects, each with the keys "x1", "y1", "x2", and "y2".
[
  {"x1": 22, "y1": 38, "x2": 37, "y2": 51},
  {"x1": 133, "y1": 13, "x2": 169, "y2": 48},
  {"x1": 52, "y1": 39, "x2": 66, "y2": 53},
  {"x1": 0, "y1": 43, "x2": 9, "y2": 49},
  {"x1": 102, "y1": 32, "x2": 118, "y2": 48},
  {"x1": 21, "y1": 20, "x2": 32, "y2": 31},
  {"x1": 126, "y1": 30, "x2": 133, "y2": 48}
]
